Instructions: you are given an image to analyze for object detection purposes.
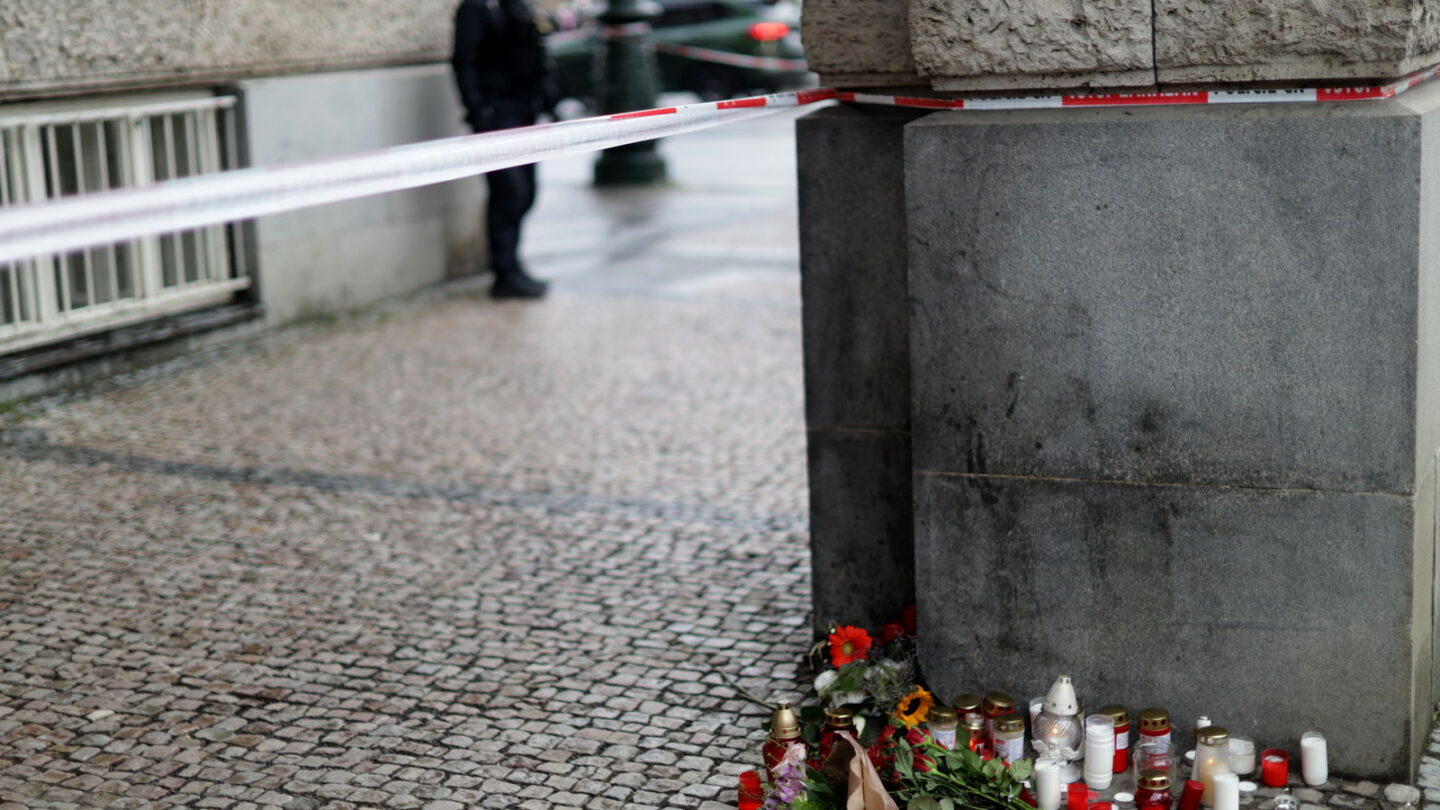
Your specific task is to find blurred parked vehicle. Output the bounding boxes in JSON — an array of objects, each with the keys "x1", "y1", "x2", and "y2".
[{"x1": 546, "y1": 0, "x2": 810, "y2": 106}]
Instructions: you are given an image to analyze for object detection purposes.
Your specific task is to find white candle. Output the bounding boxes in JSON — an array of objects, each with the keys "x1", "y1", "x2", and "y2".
[
  {"x1": 1084, "y1": 715, "x2": 1115, "y2": 790},
  {"x1": 1035, "y1": 758, "x2": 1062, "y2": 810},
  {"x1": 1301, "y1": 732, "x2": 1328, "y2": 785},
  {"x1": 1213, "y1": 770, "x2": 1240, "y2": 810}
]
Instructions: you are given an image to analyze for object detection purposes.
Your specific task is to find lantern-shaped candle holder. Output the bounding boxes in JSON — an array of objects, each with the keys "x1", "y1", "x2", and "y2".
[{"x1": 1033, "y1": 675, "x2": 1084, "y2": 783}]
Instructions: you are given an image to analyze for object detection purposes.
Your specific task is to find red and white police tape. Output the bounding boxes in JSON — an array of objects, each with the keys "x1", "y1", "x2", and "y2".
[
  {"x1": 0, "y1": 88, "x2": 833, "y2": 266},
  {"x1": 650, "y1": 41, "x2": 809, "y2": 72},
  {"x1": 1, "y1": 61, "x2": 1439, "y2": 266},
  {"x1": 580, "y1": 25, "x2": 811, "y2": 70},
  {"x1": 842, "y1": 61, "x2": 1440, "y2": 110}
]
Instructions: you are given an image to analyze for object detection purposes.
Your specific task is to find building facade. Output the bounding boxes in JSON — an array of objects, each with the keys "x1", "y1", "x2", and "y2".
[
  {"x1": 0, "y1": 0, "x2": 484, "y2": 400},
  {"x1": 799, "y1": 0, "x2": 1440, "y2": 780}
]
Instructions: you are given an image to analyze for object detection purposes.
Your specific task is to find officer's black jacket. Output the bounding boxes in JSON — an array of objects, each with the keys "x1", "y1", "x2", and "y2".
[{"x1": 451, "y1": 0, "x2": 555, "y2": 130}]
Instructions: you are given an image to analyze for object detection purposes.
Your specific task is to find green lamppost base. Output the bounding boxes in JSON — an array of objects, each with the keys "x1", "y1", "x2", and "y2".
[
  {"x1": 593, "y1": 0, "x2": 668, "y2": 186},
  {"x1": 594, "y1": 144, "x2": 668, "y2": 185}
]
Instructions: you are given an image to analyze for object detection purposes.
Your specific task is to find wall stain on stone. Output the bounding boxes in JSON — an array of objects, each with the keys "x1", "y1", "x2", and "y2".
[
  {"x1": 1067, "y1": 376, "x2": 1098, "y2": 424},
  {"x1": 1131, "y1": 402, "x2": 1172, "y2": 455},
  {"x1": 964, "y1": 419, "x2": 1002, "y2": 504}
]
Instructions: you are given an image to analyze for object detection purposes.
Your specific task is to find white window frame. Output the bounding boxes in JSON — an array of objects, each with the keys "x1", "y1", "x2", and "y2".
[{"x1": 0, "y1": 91, "x2": 251, "y2": 356}]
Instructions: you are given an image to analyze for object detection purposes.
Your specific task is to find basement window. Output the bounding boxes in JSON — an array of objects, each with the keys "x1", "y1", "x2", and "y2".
[{"x1": 0, "y1": 91, "x2": 249, "y2": 355}]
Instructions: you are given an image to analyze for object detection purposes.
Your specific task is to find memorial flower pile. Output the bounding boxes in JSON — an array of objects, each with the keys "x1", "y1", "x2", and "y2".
[
  {"x1": 734, "y1": 611, "x2": 1356, "y2": 810},
  {"x1": 737, "y1": 610, "x2": 1041, "y2": 810}
]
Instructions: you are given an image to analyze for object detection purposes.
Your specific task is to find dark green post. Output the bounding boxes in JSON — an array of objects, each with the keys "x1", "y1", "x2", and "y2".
[{"x1": 593, "y1": 0, "x2": 669, "y2": 185}]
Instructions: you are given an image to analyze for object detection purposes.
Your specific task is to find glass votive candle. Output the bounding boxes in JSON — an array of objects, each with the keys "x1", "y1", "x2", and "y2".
[
  {"x1": 1274, "y1": 796, "x2": 1298, "y2": 810},
  {"x1": 1132, "y1": 736, "x2": 1175, "y2": 785},
  {"x1": 1259, "y1": 749, "x2": 1288, "y2": 788},
  {"x1": 1226, "y1": 737, "x2": 1255, "y2": 775}
]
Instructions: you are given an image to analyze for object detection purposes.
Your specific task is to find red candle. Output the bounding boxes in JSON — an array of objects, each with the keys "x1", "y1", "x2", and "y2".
[
  {"x1": 738, "y1": 771, "x2": 764, "y2": 810},
  {"x1": 1178, "y1": 780, "x2": 1205, "y2": 810},
  {"x1": 1260, "y1": 749, "x2": 1289, "y2": 788},
  {"x1": 1068, "y1": 783, "x2": 1090, "y2": 810}
]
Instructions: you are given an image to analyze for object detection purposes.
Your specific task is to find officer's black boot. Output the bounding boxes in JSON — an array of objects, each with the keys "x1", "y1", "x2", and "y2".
[{"x1": 490, "y1": 265, "x2": 549, "y2": 299}]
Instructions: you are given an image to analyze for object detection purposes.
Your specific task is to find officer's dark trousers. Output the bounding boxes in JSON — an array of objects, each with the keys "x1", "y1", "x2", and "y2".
[
  {"x1": 479, "y1": 102, "x2": 540, "y2": 278},
  {"x1": 485, "y1": 162, "x2": 536, "y2": 276}
]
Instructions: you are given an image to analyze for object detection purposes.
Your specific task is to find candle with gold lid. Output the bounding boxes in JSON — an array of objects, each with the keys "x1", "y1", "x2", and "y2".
[
  {"x1": 928, "y1": 705, "x2": 959, "y2": 750},
  {"x1": 1098, "y1": 705, "x2": 1130, "y2": 773},
  {"x1": 963, "y1": 713, "x2": 989, "y2": 753},
  {"x1": 1136, "y1": 769, "x2": 1174, "y2": 810},
  {"x1": 1193, "y1": 727, "x2": 1231, "y2": 807},
  {"x1": 954, "y1": 693, "x2": 983, "y2": 720},
  {"x1": 817, "y1": 706, "x2": 854, "y2": 764},
  {"x1": 1138, "y1": 708, "x2": 1171, "y2": 743},
  {"x1": 995, "y1": 714, "x2": 1027, "y2": 763},
  {"x1": 764, "y1": 703, "x2": 804, "y2": 776},
  {"x1": 984, "y1": 690, "x2": 1016, "y2": 739}
]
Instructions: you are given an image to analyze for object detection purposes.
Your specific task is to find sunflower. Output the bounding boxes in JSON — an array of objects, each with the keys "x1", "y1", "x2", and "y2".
[
  {"x1": 827, "y1": 625, "x2": 873, "y2": 667},
  {"x1": 894, "y1": 686, "x2": 934, "y2": 728}
]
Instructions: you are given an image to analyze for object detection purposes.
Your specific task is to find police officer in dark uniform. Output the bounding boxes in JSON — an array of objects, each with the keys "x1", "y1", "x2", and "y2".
[{"x1": 452, "y1": 0, "x2": 558, "y2": 299}]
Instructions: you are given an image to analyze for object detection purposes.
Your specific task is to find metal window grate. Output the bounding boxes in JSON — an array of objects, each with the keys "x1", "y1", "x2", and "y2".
[{"x1": 0, "y1": 93, "x2": 250, "y2": 355}]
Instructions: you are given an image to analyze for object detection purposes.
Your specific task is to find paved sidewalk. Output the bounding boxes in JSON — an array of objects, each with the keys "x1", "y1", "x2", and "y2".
[{"x1": 0, "y1": 108, "x2": 818, "y2": 809}]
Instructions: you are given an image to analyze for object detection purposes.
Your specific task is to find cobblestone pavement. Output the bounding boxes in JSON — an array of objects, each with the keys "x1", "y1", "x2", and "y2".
[
  {"x1": 6, "y1": 105, "x2": 1440, "y2": 810},
  {"x1": 0, "y1": 108, "x2": 816, "y2": 809}
]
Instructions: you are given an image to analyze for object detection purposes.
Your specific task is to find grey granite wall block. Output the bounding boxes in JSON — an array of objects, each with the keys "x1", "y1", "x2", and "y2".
[
  {"x1": 799, "y1": 105, "x2": 923, "y2": 630},
  {"x1": 899, "y1": 81, "x2": 1440, "y2": 780},
  {"x1": 808, "y1": 431, "x2": 914, "y2": 630},
  {"x1": 915, "y1": 471, "x2": 1421, "y2": 779},
  {"x1": 903, "y1": 97, "x2": 1430, "y2": 494}
]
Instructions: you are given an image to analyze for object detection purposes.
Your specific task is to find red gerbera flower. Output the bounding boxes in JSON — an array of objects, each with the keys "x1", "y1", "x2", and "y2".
[{"x1": 828, "y1": 625, "x2": 873, "y2": 667}]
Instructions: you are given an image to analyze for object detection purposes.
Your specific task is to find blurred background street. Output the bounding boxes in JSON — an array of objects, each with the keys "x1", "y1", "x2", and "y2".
[{"x1": 0, "y1": 104, "x2": 820, "y2": 810}]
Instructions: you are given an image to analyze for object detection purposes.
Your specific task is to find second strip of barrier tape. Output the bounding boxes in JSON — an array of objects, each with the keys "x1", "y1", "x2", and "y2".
[
  {"x1": 0, "y1": 89, "x2": 836, "y2": 266},
  {"x1": 3, "y1": 60, "x2": 1440, "y2": 266}
]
